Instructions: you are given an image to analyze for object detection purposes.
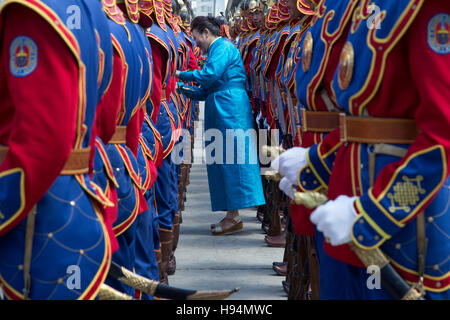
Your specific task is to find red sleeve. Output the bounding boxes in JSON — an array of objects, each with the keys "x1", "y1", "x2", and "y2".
[
  {"x1": 95, "y1": 49, "x2": 125, "y2": 144},
  {"x1": 126, "y1": 108, "x2": 144, "y2": 157},
  {"x1": 0, "y1": 5, "x2": 79, "y2": 234},
  {"x1": 149, "y1": 39, "x2": 166, "y2": 123},
  {"x1": 187, "y1": 45, "x2": 199, "y2": 71},
  {"x1": 367, "y1": 2, "x2": 450, "y2": 210},
  {"x1": 243, "y1": 40, "x2": 258, "y2": 76},
  {"x1": 352, "y1": 1, "x2": 450, "y2": 249},
  {"x1": 266, "y1": 34, "x2": 288, "y2": 79}
]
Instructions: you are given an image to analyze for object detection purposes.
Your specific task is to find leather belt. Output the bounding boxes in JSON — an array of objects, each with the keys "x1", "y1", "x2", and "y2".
[
  {"x1": 108, "y1": 126, "x2": 127, "y2": 144},
  {"x1": 0, "y1": 146, "x2": 90, "y2": 175},
  {"x1": 340, "y1": 114, "x2": 419, "y2": 144},
  {"x1": 60, "y1": 147, "x2": 91, "y2": 175},
  {"x1": 301, "y1": 109, "x2": 340, "y2": 133},
  {"x1": 161, "y1": 90, "x2": 167, "y2": 101}
]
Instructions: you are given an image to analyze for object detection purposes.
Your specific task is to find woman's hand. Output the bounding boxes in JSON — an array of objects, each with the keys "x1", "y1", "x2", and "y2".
[{"x1": 175, "y1": 70, "x2": 181, "y2": 78}]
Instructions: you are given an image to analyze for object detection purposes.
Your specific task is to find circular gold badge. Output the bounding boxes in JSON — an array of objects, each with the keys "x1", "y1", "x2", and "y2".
[
  {"x1": 302, "y1": 31, "x2": 313, "y2": 72},
  {"x1": 338, "y1": 41, "x2": 354, "y2": 91},
  {"x1": 285, "y1": 57, "x2": 293, "y2": 78}
]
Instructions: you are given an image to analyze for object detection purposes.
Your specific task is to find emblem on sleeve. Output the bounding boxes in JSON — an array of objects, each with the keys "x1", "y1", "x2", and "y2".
[
  {"x1": 427, "y1": 13, "x2": 450, "y2": 55},
  {"x1": 9, "y1": 36, "x2": 38, "y2": 77},
  {"x1": 387, "y1": 175, "x2": 426, "y2": 213}
]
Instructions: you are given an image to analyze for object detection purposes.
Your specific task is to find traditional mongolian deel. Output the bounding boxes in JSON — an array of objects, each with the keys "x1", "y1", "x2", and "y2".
[
  {"x1": 0, "y1": 0, "x2": 115, "y2": 300},
  {"x1": 178, "y1": 37, "x2": 265, "y2": 212}
]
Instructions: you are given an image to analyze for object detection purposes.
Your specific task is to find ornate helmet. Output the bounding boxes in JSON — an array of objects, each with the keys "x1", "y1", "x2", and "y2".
[
  {"x1": 239, "y1": 0, "x2": 250, "y2": 32},
  {"x1": 277, "y1": 0, "x2": 290, "y2": 21},
  {"x1": 216, "y1": 13, "x2": 232, "y2": 38},
  {"x1": 138, "y1": 0, "x2": 167, "y2": 31},
  {"x1": 248, "y1": 0, "x2": 266, "y2": 13},
  {"x1": 162, "y1": 0, "x2": 172, "y2": 16},
  {"x1": 297, "y1": 0, "x2": 318, "y2": 15},
  {"x1": 102, "y1": 0, "x2": 126, "y2": 25},
  {"x1": 116, "y1": 0, "x2": 140, "y2": 23},
  {"x1": 179, "y1": 5, "x2": 190, "y2": 27},
  {"x1": 243, "y1": 0, "x2": 257, "y2": 31},
  {"x1": 265, "y1": 2, "x2": 279, "y2": 30}
]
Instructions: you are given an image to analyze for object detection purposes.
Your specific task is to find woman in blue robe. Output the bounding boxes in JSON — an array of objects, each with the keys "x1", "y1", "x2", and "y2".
[{"x1": 176, "y1": 16, "x2": 265, "y2": 235}]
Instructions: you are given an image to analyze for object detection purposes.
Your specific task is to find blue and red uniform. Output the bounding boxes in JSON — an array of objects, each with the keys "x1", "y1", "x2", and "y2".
[
  {"x1": 296, "y1": 0, "x2": 450, "y2": 299},
  {"x1": 0, "y1": 0, "x2": 114, "y2": 299}
]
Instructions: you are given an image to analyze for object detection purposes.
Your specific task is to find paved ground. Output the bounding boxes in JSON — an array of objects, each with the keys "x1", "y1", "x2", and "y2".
[{"x1": 169, "y1": 103, "x2": 287, "y2": 300}]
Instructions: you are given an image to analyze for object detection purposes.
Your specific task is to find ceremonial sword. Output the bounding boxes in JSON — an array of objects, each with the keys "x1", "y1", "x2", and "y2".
[{"x1": 101, "y1": 261, "x2": 239, "y2": 300}]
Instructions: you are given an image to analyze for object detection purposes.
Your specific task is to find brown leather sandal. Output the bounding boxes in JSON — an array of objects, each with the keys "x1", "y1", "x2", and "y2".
[{"x1": 211, "y1": 216, "x2": 244, "y2": 235}]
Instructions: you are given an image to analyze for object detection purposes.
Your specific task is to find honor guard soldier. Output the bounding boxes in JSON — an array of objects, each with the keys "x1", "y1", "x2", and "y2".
[
  {"x1": 271, "y1": 0, "x2": 321, "y2": 299},
  {"x1": 143, "y1": 0, "x2": 181, "y2": 284},
  {"x1": 277, "y1": 0, "x2": 450, "y2": 299},
  {"x1": 0, "y1": 0, "x2": 115, "y2": 299},
  {"x1": 97, "y1": 0, "x2": 151, "y2": 297}
]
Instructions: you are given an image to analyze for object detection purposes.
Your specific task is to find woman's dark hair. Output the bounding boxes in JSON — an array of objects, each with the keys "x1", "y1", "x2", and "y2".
[{"x1": 190, "y1": 16, "x2": 222, "y2": 37}]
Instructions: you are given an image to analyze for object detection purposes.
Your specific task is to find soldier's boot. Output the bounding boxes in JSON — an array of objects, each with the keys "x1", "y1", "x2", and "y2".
[
  {"x1": 307, "y1": 237, "x2": 320, "y2": 300},
  {"x1": 185, "y1": 163, "x2": 190, "y2": 186},
  {"x1": 177, "y1": 174, "x2": 184, "y2": 212},
  {"x1": 167, "y1": 212, "x2": 181, "y2": 275},
  {"x1": 159, "y1": 228, "x2": 173, "y2": 284}
]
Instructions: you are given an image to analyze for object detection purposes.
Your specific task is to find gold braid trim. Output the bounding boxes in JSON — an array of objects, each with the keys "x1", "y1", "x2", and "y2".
[
  {"x1": 97, "y1": 284, "x2": 133, "y2": 300},
  {"x1": 118, "y1": 266, "x2": 159, "y2": 295},
  {"x1": 293, "y1": 190, "x2": 328, "y2": 208}
]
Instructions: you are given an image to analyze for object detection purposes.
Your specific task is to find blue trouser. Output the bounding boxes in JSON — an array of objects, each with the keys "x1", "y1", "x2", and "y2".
[
  {"x1": 313, "y1": 228, "x2": 393, "y2": 300},
  {"x1": 133, "y1": 188, "x2": 160, "y2": 300},
  {"x1": 105, "y1": 222, "x2": 138, "y2": 296},
  {"x1": 154, "y1": 156, "x2": 178, "y2": 231}
]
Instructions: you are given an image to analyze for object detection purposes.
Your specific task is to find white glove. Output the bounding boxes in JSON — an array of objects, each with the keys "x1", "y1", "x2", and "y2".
[
  {"x1": 279, "y1": 177, "x2": 295, "y2": 200},
  {"x1": 310, "y1": 195, "x2": 358, "y2": 246},
  {"x1": 271, "y1": 147, "x2": 308, "y2": 185}
]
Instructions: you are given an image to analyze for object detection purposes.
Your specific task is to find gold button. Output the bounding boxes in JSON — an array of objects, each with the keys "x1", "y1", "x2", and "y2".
[
  {"x1": 357, "y1": 235, "x2": 364, "y2": 241},
  {"x1": 374, "y1": 235, "x2": 380, "y2": 240},
  {"x1": 48, "y1": 233, "x2": 53, "y2": 238},
  {"x1": 18, "y1": 264, "x2": 24, "y2": 270},
  {"x1": 313, "y1": 180, "x2": 318, "y2": 185},
  {"x1": 57, "y1": 278, "x2": 63, "y2": 284},
  {"x1": 80, "y1": 250, "x2": 84, "y2": 255},
  {"x1": 436, "y1": 282, "x2": 441, "y2": 288},
  {"x1": 70, "y1": 201, "x2": 75, "y2": 206},
  {"x1": 427, "y1": 217, "x2": 434, "y2": 223},
  {"x1": 395, "y1": 243, "x2": 401, "y2": 250},
  {"x1": 359, "y1": 219, "x2": 364, "y2": 224},
  {"x1": 433, "y1": 265, "x2": 439, "y2": 270}
]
